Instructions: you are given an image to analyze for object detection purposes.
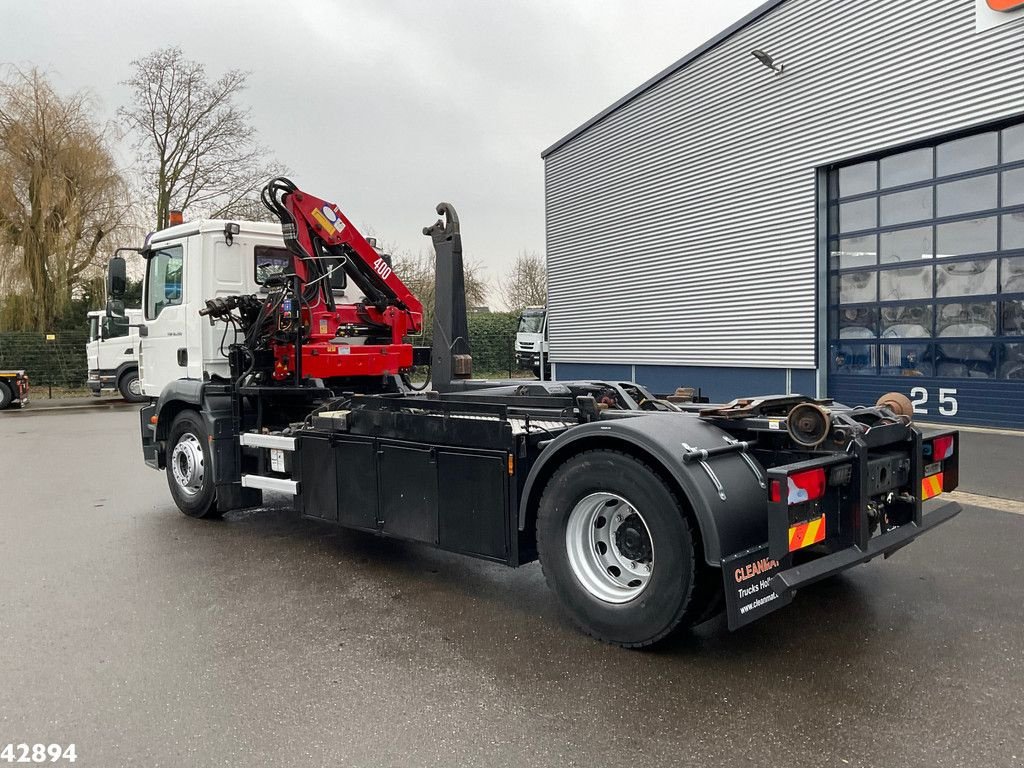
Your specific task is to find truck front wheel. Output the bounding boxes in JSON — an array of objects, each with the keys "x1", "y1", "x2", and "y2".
[
  {"x1": 166, "y1": 411, "x2": 220, "y2": 519},
  {"x1": 537, "y1": 449, "x2": 697, "y2": 648},
  {"x1": 118, "y1": 370, "x2": 147, "y2": 403}
]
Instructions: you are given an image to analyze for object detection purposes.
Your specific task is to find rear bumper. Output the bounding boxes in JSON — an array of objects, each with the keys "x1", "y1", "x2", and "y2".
[
  {"x1": 723, "y1": 499, "x2": 961, "y2": 629},
  {"x1": 771, "y1": 500, "x2": 962, "y2": 596}
]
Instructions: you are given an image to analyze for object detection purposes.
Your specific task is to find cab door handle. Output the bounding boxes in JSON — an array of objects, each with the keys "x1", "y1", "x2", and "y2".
[{"x1": 177, "y1": 348, "x2": 187, "y2": 367}]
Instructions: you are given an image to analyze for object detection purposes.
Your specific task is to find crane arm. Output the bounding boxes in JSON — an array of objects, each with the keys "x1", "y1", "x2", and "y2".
[{"x1": 261, "y1": 177, "x2": 422, "y2": 322}]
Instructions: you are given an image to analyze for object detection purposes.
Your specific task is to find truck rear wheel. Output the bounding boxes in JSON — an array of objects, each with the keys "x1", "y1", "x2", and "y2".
[
  {"x1": 536, "y1": 449, "x2": 697, "y2": 648},
  {"x1": 0, "y1": 381, "x2": 12, "y2": 410},
  {"x1": 166, "y1": 411, "x2": 220, "y2": 519},
  {"x1": 118, "y1": 370, "x2": 147, "y2": 402}
]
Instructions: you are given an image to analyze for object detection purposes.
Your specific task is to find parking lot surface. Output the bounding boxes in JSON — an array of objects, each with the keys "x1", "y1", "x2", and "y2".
[{"x1": 1, "y1": 407, "x2": 1021, "y2": 767}]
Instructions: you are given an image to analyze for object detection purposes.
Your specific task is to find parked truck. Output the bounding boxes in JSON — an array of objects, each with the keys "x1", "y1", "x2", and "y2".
[
  {"x1": 109, "y1": 178, "x2": 962, "y2": 647},
  {"x1": 0, "y1": 370, "x2": 29, "y2": 410},
  {"x1": 515, "y1": 305, "x2": 549, "y2": 379},
  {"x1": 86, "y1": 308, "x2": 146, "y2": 402}
]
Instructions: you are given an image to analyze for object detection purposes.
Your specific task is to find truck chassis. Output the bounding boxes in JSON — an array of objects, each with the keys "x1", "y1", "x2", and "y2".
[{"x1": 124, "y1": 185, "x2": 962, "y2": 647}]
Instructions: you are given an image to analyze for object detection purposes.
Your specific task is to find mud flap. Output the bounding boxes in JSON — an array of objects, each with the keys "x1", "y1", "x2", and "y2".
[
  {"x1": 722, "y1": 544, "x2": 794, "y2": 629},
  {"x1": 140, "y1": 404, "x2": 160, "y2": 469}
]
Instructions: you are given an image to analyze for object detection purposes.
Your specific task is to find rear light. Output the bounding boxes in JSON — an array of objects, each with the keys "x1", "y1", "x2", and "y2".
[
  {"x1": 787, "y1": 468, "x2": 826, "y2": 504},
  {"x1": 931, "y1": 435, "x2": 955, "y2": 461},
  {"x1": 770, "y1": 468, "x2": 827, "y2": 505}
]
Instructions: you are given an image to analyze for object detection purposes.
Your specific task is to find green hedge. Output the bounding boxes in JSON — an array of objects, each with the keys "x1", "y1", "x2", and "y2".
[
  {"x1": 467, "y1": 312, "x2": 519, "y2": 376},
  {"x1": 412, "y1": 311, "x2": 522, "y2": 377}
]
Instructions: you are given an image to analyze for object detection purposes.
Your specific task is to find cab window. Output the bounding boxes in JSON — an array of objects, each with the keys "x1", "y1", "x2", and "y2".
[
  {"x1": 255, "y1": 246, "x2": 292, "y2": 286},
  {"x1": 255, "y1": 245, "x2": 347, "y2": 292},
  {"x1": 145, "y1": 245, "x2": 184, "y2": 320}
]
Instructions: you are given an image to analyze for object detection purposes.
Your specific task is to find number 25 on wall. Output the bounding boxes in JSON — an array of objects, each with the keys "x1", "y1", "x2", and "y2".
[{"x1": 909, "y1": 387, "x2": 958, "y2": 416}]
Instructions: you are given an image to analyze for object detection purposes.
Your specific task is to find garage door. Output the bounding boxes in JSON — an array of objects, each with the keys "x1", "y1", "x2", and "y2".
[{"x1": 827, "y1": 119, "x2": 1024, "y2": 428}]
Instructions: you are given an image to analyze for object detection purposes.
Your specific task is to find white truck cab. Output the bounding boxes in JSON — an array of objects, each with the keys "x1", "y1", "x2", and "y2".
[
  {"x1": 515, "y1": 306, "x2": 548, "y2": 378},
  {"x1": 87, "y1": 308, "x2": 145, "y2": 401},
  {"x1": 138, "y1": 219, "x2": 352, "y2": 398}
]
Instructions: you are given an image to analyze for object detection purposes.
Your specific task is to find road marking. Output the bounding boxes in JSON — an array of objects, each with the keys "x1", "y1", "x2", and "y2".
[{"x1": 946, "y1": 490, "x2": 1024, "y2": 516}]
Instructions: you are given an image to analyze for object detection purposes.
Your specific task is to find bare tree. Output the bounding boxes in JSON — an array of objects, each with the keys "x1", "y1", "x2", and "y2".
[
  {"x1": 0, "y1": 68, "x2": 130, "y2": 330},
  {"x1": 498, "y1": 251, "x2": 547, "y2": 312},
  {"x1": 120, "y1": 47, "x2": 283, "y2": 229},
  {"x1": 390, "y1": 247, "x2": 490, "y2": 338}
]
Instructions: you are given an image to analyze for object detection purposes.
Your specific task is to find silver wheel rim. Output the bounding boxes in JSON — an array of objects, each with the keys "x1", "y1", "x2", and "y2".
[
  {"x1": 565, "y1": 492, "x2": 654, "y2": 604},
  {"x1": 127, "y1": 376, "x2": 142, "y2": 396},
  {"x1": 170, "y1": 433, "x2": 205, "y2": 497}
]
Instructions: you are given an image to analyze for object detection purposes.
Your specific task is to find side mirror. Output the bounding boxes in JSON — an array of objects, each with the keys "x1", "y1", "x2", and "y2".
[{"x1": 107, "y1": 256, "x2": 127, "y2": 318}]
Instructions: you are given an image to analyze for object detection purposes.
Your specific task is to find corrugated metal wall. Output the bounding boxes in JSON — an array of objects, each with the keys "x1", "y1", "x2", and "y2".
[{"x1": 543, "y1": 0, "x2": 1024, "y2": 368}]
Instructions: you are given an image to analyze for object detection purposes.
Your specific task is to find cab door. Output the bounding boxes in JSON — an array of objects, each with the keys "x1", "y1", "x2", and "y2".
[
  {"x1": 99, "y1": 315, "x2": 132, "y2": 371},
  {"x1": 86, "y1": 316, "x2": 100, "y2": 373},
  {"x1": 141, "y1": 241, "x2": 189, "y2": 396}
]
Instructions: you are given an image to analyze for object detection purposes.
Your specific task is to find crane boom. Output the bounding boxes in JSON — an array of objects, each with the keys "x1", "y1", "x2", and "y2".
[{"x1": 255, "y1": 177, "x2": 424, "y2": 384}]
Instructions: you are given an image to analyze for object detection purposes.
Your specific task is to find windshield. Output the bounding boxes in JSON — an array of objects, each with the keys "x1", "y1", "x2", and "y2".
[{"x1": 518, "y1": 313, "x2": 545, "y2": 334}]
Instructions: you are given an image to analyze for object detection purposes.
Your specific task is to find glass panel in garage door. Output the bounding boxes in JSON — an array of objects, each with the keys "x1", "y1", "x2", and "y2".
[
  {"x1": 880, "y1": 227, "x2": 932, "y2": 263},
  {"x1": 1004, "y1": 124, "x2": 1024, "y2": 163},
  {"x1": 1003, "y1": 168, "x2": 1024, "y2": 207},
  {"x1": 880, "y1": 147, "x2": 932, "y2": 188}
]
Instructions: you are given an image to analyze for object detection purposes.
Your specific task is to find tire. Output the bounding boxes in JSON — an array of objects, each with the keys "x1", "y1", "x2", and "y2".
[
  {"x1": 166, "y1": 410, "x2": 221, "y2": 519},
  {"x1": 536, "y1": 449, "x2": 698, "y2": 648},
  {"x1": 118, "y1": 369, "x2": 147, "y2": 402},
  {"x1": 0, "y1": 382, "x2": 12, "y2": 411}
]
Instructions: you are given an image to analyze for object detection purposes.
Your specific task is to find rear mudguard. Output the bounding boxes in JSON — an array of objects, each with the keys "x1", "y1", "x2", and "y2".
[{"x1": 518, "y1": 413, "x2": 769, "y2": 567}]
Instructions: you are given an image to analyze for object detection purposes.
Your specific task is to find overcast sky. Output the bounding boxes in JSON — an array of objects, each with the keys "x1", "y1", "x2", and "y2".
[{"x1": 2, "y1": 0, "x2": 762, "y2": 301}]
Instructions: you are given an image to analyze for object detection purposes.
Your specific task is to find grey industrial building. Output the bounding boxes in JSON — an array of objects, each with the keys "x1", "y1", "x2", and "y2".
[{"x1": 543, "y1": 0, "x2": 1024, "y2": 427}]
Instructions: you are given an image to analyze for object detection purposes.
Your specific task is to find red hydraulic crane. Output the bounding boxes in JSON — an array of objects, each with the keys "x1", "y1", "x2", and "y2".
[{"x1": 258, "y1": 177, "x2": 424, "y2": 383}]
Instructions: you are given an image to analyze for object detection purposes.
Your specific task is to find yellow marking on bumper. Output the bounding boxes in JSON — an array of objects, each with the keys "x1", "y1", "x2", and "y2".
[
  {"x1": 922, "y1": 472, "x2": 944, "y2": 501},
  {"x1": 788, "y1": 514, "x2": 826, "y2": 552}
]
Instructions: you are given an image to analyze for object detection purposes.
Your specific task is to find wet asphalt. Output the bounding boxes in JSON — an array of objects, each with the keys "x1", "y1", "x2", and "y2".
[{"x1": 0, "y1": 406, "x2": 1022, "y2": 768}]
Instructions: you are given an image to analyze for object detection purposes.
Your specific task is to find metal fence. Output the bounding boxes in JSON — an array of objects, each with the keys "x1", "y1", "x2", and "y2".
[
  {"x1": 0, "y1": 331, "x2": 89, "y2": 395},
  {"x1": 0, "y1": 312, "x2": 532, "y2": 397}
]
